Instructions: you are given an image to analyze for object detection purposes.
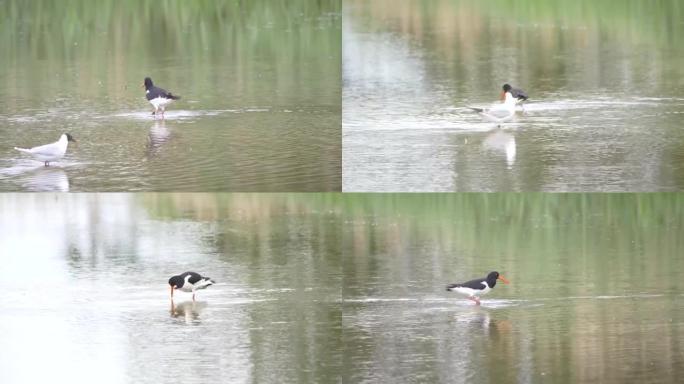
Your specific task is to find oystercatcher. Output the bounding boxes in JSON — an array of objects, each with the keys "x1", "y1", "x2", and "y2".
[
  {"x1": 14, "y1": 133, "x2": 76, "y2": 166},
  {"x1": 143, "y1": 77, "x2": 180, "y2": 119},
  {"x1": 168, "y1": 272, "x2": 215, "y2": 301},
  {"x1": 446, "y1": 271, "x2": 510, "y2": 305},
  {"x1": 501, "y1": 83, "x2": 528, "y2": 105}
]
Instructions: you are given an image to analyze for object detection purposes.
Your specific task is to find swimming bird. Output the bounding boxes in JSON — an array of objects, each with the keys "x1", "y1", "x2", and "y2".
[
  {"x1": 468, "y1": 91, "x2": 517, "y2": 124},
  {"x1": 168, "y1": 272, "x2": 214, "y2": 301},
  {"x1": 446, "y1": 271, "x2": 510, "y2": 305},
  {"x1": 143, "y1": 77, "x2": 180, "y2": 119},
  {"x1": 14, "y1": 133, "x2": 76, "y2": 166},
  {"x1": 501, "y1": 83, "x2": 528, "y2": 105}
]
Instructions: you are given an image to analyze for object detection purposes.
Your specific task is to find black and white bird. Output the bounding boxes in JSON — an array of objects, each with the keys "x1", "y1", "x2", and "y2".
[
  {"x1": 14, "y1": 133, "x2": 76, "y2": 166},
  {"x1": 143, "y1": 77, "x2": 180, "y2": 118},
  {"x1": 501, "y1": 83, "x2": 528, "y2": 105},
  {"x1": 168, "y1": 272, "x2": 215, "y2": 301},
  {"x1": 446, "y1": 271, "x2": 510, "y2": 305}
]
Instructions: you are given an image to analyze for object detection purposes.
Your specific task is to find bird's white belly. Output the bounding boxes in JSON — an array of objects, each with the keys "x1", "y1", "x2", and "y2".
[
  {"x1": 32, "y1": 153, "x2": 63, "y2": 162},
  {"x1": 29, "y1": 144, "x2": 68, "y2": 162},
  {"x1": 178, "y1": 279, "x2": 212, "y2": 292},
  {"x1": 149, "y1": 97, "x2": 173, "y2": 110},
  {"x1": 453, "y1": 286, "x2": 491, "y2": 297}
]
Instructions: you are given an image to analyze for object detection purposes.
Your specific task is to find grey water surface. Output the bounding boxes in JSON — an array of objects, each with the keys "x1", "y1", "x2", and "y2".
[
  {"x1": 343, "y1": 0, "x2": 684, "y2": 191},
  {"x1": 0, "y1": 194, "x2": 342, "y2": 384},
  {"x1": 0, "y1": 0, "x2": 341, "y2": 191},
  {"x1": 342, "y1": 194, "x2": 684, "y2": 383}
]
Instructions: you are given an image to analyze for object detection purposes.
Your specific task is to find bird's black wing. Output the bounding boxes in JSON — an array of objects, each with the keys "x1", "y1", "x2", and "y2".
[
  {"x1": 184, "y1": 272, "x2": 203, "y2": 284},
  {"x1": 511, "y1": 88, "x2": 528, "y2": 101},
  {"x1": 147, "y1": 85, "x2": 181, "y2": 100},
  {"x1": 447, "y1": 277, "x2": 487, "y2": 290}
]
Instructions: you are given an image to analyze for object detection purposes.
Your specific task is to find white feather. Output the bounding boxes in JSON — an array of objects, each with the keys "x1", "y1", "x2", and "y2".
[
  {"x1": 177, "y1": 274, "x2": 214, "y2": 292},
  {"x1": 14, "y1": 134, "x2": 71, "y2": 163},
  {"x1": 450, "y1": 281, "x2": 491, "y2": 298},
  {"x1": 149, "y1": 96, "x2": 174, "y2": 112},
  {"x1": 469, "y1": 92, "x2": 517, "y2": 123}
]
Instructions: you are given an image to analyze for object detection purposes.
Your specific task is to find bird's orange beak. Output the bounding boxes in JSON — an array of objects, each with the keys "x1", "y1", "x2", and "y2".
[
  {"x1": 500, "y1": 91, "x2": 506, "y2": 101},
  {"x1": 498, "y1": 275, "x2": 510, "y2": 284},
  {"x1": 170, "y1": 285, "x2": 175, "y2": 298}
]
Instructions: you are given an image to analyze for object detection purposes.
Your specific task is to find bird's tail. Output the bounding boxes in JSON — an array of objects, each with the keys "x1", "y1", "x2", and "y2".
[
  {"x1": 168, "y1": 93, "x2": 181, "y2": 100},
  {"x1": 446, "y1": 284, "x2": 459, "y2": 291},
  {"x1": 14, "y1": 147, "x2": 31, "y2": 153}
]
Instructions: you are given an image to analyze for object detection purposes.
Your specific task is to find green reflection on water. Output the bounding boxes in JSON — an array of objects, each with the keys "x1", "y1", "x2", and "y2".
[
  {"x1": 1, "y1": 193, "x2": 683, "y2": 382},
  {"x1": 343, "y1": 193, "x2": 684, "y2": 295},
  {"x1": 342, "y1": 193, "x2": 684, "y2": 383},
  {"x1": 347, "y1": 0, "x2": 684, "y2": 94},
  {"x1": 0, "y1": 1, "x2": 341, "y2": 192},
  {"x1": 343, "y1": 0, "x2": 684, "y2": 192},
  {"x1": 0, "y1": 193, "x2": 344, "y2": 383},
  {"x1": 0, "y1": 0, "x2": 341, "y2": 107}
]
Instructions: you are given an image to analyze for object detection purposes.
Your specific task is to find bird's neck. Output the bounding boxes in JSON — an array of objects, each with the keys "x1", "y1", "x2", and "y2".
[{"x1": 57, "y1": 135, "x2": 70, "y2": 150}]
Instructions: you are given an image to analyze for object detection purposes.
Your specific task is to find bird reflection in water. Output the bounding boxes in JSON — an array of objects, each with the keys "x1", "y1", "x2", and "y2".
[
  {"x1": 454, "y1": 306, "x2": 512, "y2": 339},
  {"x1": 170, "y1": 300, "x2": 207, "y2": 324},
  {"x1": 455, "y1": 306, "x2": 491, "y2": 327},
  {"x1": 22, "y1": 166, "x2": 70, "y2": 191},
  {"x1": 146, "y1": 120, "x2": 172, "y2": 157},
  {"x1": 482, "y1": 130, "x2": 516, "y2": 168}
]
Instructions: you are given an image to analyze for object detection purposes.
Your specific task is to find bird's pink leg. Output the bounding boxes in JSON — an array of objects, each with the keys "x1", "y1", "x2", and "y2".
[
  {"x1": 192, "y1": 293, "x2": 195, "y2": 302},
  {"x1": 468, "y1": 296, "x2": 481, "y2": 305}
]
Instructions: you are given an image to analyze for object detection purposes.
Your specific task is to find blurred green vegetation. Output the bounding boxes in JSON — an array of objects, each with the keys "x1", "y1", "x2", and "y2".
[
  {"x1": 347, "y1": 0, "x2": 684, "y2": 95},
  {"x1": 350, "y1": 0, "x2": 683, "y2": 47},
  {"x1": 343, "y1": 193, "x2": 684, "y2": 228},
  {"x1": 139, "y1": 192, "x2": 342, "y2": 221},
  {"x1": 342, "y1": 193, "x2": 684, "y2": 296},
  {"x1": 0, "y1": 0, "x2": 341, "y2": 108}
]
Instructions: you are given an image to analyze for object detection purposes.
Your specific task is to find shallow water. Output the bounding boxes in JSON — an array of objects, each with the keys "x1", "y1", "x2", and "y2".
[
  {"x1": 343, "y1": 0, "x2": 684, "y2": 191},
  {"x1": 0, "y1": 194, "x2": 342, "y2": 383},
  {"x1": 2, "y1": 194, "x2": 683, "y2": 383},
  {"x1": 0, "y1": 1, "x2": 341, "y2": 191},
  {"x1": 342, "y1": 194, "x2": 684, "y2": 383}
]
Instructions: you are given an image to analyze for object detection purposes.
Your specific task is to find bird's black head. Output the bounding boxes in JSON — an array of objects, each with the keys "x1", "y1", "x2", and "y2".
[
  {"x1": 502, "y1": 84, "x2": 512, "y2": 92},
  {"x1": 168, "y1": 275, "x2": 183, "y2": 288},
  {"x1": 144, "y1": 77, "x2": 153, "y2": 89},
  {"x1": 65, "y1": 133, "x2": 76, "y2": 142},
  {"x1": 486, "y1": 271, "x2": 510, "y2": 287}
]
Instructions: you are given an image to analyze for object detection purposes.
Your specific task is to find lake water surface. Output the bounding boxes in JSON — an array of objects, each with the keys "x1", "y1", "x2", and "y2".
[
  {"x1": 0, "y1": 194, "x2": 342, "y2": 383},
  {"x1": 343, "y1": 194, "x2": 684, "y2": 383},
  {"x1": 0, "y1": 0, "x2": 341, "y2": 191},
  {"x1": 1, "y1": 193, "x2": 683, "y2": 383},
  {"x1": 343, "y1": 0, "x2": 684, "y2": 191}
]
